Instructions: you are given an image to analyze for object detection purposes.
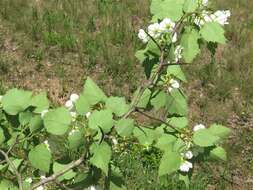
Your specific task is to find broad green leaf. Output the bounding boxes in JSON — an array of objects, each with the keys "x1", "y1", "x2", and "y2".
[
  {"x1": 68, "y1": 130, "x2": 83, "y2": 149},
  {"x1": 29, "y1": 115, "x2": 43, "y2": 132},
  {"x1": 173, "y1": 138, "x2": 187, "y2": 152},
  {"x1": 31, "y1": 92, "x2": 49, "y2": 113},
  {"x1": 74, "y1": 93, "x2": 90, "y2": 115},
  {"x1": 200, "y1": 22, "x2": 226, "y2": 44},
  {"x1": 0, "y1": 128, "x2": 5, "y2": 144},
  {"x1": 151, "y1": 91, "x2": 168, "y2": 110},
  {"x1": 43, "y1": 107, "x2": 71, "y2": 135},
  {"x1": 133, "y1": 127, "x2": 158, "y2": 146},
  {"x1": 53, "y1": 162, "x2": 76, "y2": 181},
  {"x1": 168, "y1": 117, "x2": 188, "y2": 129},
  {"x1": 151, "y1": 0, "x2": 184, "y2": 21},
  {"x1": 19, "y1": 112, "x2": 32, "y2": 126},
  {"x1": 105, "y1": 97, "x2": 130, "y2": 117},
  {"x1": 0, "y1": 179, "x2": 18, "y2": 190},
  {"x1": 167, "y1": 65, "x2": 187, "y2": 82},
  {"x1": 82, "y1": 77, "x2": 107, "y2": 105},
  {"x1": 166, "y1": 90, "x2": 187, "y2": 116},
  {"x1": 208, "y1": 124, "x2": 231, "y2": 138},
  {"x1": 90, "y1": 142, "x2": 112, "y2": 175},
  {"x1": 210, "y1": 146, "x2": 227, "y2": 161},
  {"x1": 115, "y1": 119, "x2": 135, "y2": 137},
  {"x1": 135, "y1": 49, "x2": 147, "y2": 63},
  {"x1": 180, "y1": 29, "x2": 200, "y2": 63},
  {"x1": 193, "y1": 129, "x2": 220, "y2": 147},
  {"x1": 158, "y1": 150, "x2": 181, "y2": 176},
  {"x1": 155, "y1": 134, "x2": 177, "y2": 151},
  {"x1": 137, "y1": 89, "x2": 152, "y2": 108},
  {"x1": 28, "y1": 144, "x2": 52, "y2": 173},
  {"x1": 8, "y1": 158, "x2": 23, "y2": 174},
  {"x1": 183, "y1": 0, "x2": 198, "y2": 13},
  {"x1": 88, "y1": 109, "x2": 114, "y2": 133},
  {"x1": 2, "y1": 89, "x2": 32, "y2": 115}
]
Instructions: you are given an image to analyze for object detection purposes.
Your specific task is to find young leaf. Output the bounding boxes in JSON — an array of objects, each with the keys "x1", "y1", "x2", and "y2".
[
  {"x1": 29, "y1": 115, "x2": 43, "y2": 132},
  {"x1": 89, "y1": 142, "x2": 112, "y2": 175},
  {"x1": 43, "y1": 107, "x2": 72, "y2": 135},
  {"x1": 166, "y1": 90, "x2": 188, "y2": 116},
  {"x1": 105, "y1": 97, "x2": 130, "y2": 117},
  {"x1": 19, "y1": 112, "x2": 32, "y2": 126},
  {"x1": 167, "y1": 65, "x2": 187, "y2": 82},
  {"x1": 193, "y1": 129, "x2": 220, "y2": 147},
  {"x1": 208, "y1": 124, "x2": 231, "y2": 138},
  {"x1": 88, "y1": 109, "x2": 114, "y2": 133},
  {"x1": 168, "y1": 117, "x2": 188, "y2": 129},
  {"x1": 2, "y1": 89, "x2": 33, "y2": 115},
  {"x1": 82, "y1": 77, "x2": 107, "y2": 105},
  {"x1": 155, "y1": 134, "x2": 177, "y2": 151},
  {"x1": 200, "y1": 22, "x2": 226, "y2": 44},
  {"x1": 74, "y1": 94, "x2": 90, "y2": 115},
  {"x1": 210, "y1": 146, "x2": 227, "y2": 161},
  {"x1": 151, "y1": 91, "x2": 168, "y2": 110},
  {"x1": 31, "y1": 92, "x2": 49, "y2": 113},
  {"x1": 53, "y1": 162, "x2": 76, "y2": 181},
  {"x1": 158, "y1": 150, "x2": 181, "y2": 176},
  {"x1": 115, "y1": 118, "x2": 135, "y2": 137},
  {"x1": 28, "y1": 144, "x2": 52, "y2": 173}
]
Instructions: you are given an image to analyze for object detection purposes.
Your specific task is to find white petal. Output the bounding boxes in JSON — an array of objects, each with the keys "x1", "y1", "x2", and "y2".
[
  {"x1": 193, "y1": 124, "x2": 206, "y2": 131},
  {"x1": 65, "y1": 100, "x2": 74, "y2": 110},
  {"x1": 70, "y1": 94, "x2": 79, "y2": 102}
]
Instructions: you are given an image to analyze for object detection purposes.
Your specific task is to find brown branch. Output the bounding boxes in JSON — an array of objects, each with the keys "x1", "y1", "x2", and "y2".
[
  {"x1": 29, "y1": 154, "x2": 86, "y2": 190},
  {"x1": 0, "y1": 149, "x2": 24, "y2": 190}
]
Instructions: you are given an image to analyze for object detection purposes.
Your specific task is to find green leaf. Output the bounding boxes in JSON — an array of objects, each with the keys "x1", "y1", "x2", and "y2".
[
  {"x1": 53, "y1": 162, "x2": 76, "y2": 181},
  {"x1": 200, "y1": 22, "x2": 226, "y2": 44},
  {"x1": 179, "y1": 174, "x2": 190, "y2": 189},
  {"x1": 133, "y1": 127, "x2": 159, "y2": 146},
  {"x1": 166, "y1": 65, "x2": 187, "y2": 82},
  {"x1": 0, "y1": 179, "x2": 18, "y2": 190},
  {"x1": 29, "y1": 115, "x2": 43, "y2": 132},
  {"x1": 135, "y1": 49, "x2": 147, "y2": 63},
  {"x1": 31, "y1": 92, "x2": 49, "y2": 113},
  {"x1": 106, "y1": 97, "x2": 130, "y2": 117},
  {"x1": 180, "y1": 29, "x2": 200, "y2": 63},
  {"x1": 208, "y1": 124, "x2": 231, "y2": 138},
  {"x1": 2, "y1": 89, "x2": 33, "y2": 115},
  {"x1": 0, "y1": 128, "x2": 5, "y2": 144},
  {"x1": 82, "y1": 77, "x2": 107, "y2": 105},
  {"x1": 183, "y1": 0, "x2": 198, "y2": 13},
  {"x1": 166, "y1": 90, "x2": 187, "y2": 116},
  {"x1": 155, "y1": 134, "x2": 177, "y2": 151},
  {"x1": 115, "y1": 119, "x2": 135, "y2": 137},
  {"x1": 8, "y1": 158, "x2": 23, "y2": 174},
  {"x1": 210, "y1": 146, "x2": 227, "y2": 161},
  {"x1": 19, "y1": 112, "x2": 32, "y2": 126},
  {"x1": 28, "y1": 144, "x2": 52, "y2": 173},
  {"x1": 151, "y1": 91, "x2": 168, "y2": 110},
  {"x1": 193, "y1": 129, "x2": 220, "y2": 147},
  {"x1": 88, "y1": 109, "x2": 114, "y2": 133},
  {"x1": 43, "y1": 107, "x2": 72, "y2": 135},
  {"x1": 90, "y1": 142, "x2": 112, "y2": 175},
  {"x1": 137, "y1": 89, "x2": 152, "y2": 108},
  {"x1": 151, "y1": 0, "x2": 184, "y2": 21},
  {"x1": 158, "y1": 150, "x2": 181, "y2": 176},
  {"x1": 68, "y1": 130, "x2": 83, "y2": 149},
  {"x1": 168, "y1": 117, "x2": 188, "y2": 129},
  {"x1": 74, "y1": 93, "x2": 90, "y2": 115}
]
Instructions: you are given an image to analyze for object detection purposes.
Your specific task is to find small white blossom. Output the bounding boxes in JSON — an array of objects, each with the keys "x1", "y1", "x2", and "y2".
[
  {"x1": 202, "y1": 0, "x2": 208, "y2": 6},
  {"x1": 213, "y1": 10, "x2": 231, "y2": 25},
  {"x1": 148, "y1": 23, "x2": 162, "y2": 39},
  {"x1": 184, "y1": 151, "x2": 193, "y2": 159},
  {"x1": 25, "y1": 177, "x2": 33, "y2": 184},
  {"x1": 65, "y1": 100, "x2": 74, "y2": 110},
  {"x1": 159, "y1": 18, "x2": 175, "y2": 32},
  {"x1": 168, "y1": 79, "x2": 180, "y2": 92},
  {"x1": 174, "y1": 45, "x2": 183, "y2": 63},
  {"x1": 43, "y1": 140, "x2": 50, "y2": 150},
  {"x1": 70, "y1": 93, "x2": 79, "y2": 103},
  {"x1": 179, "y1": 161, "x2": 193, "y2": 172},
  {"x1": 36, "y1": 186, "x2": 44, "y2": 190},
  {"x1": 86, "y1": 112, "x2": 91, "y2": 118},
  {"x1": 193, "y1": 124, "x2": 206, "y2": 131},
  {"x1": 138, "y1": 29, "x2": 149, "y2": 43},
  {"x1": 41, "y1": 109, "x2": 49, "y2": 118}
]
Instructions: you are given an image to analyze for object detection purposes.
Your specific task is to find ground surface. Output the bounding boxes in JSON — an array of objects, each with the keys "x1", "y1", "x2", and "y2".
[{"x1": 0, "y1": 0, "x2": 253, "y2": 189}]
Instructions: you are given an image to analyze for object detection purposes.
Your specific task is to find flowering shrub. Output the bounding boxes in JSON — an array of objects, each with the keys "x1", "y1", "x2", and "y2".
[{"x1": 0, "y1": 0, "x2": 231, "y2": 189}]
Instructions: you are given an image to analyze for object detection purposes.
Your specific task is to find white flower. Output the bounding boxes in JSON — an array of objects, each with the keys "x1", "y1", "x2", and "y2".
[
  {"x1": 70, "y1": 93, "x2": 79, "y2": 103},
  {"x1": 25, "y1": 177, "x2": 33, "y2": 184},
  {"x1": 148, "y1": 23, "x2": 162, "y2": 39},
  {"x1": 65, "y1": 100, "x2": 74, "y2": 110},
  {"x1": 138, "y1": 29, "x2": 149, "y2": 43},
  {"x1": 85, "y1": 112, "x2": 91, "y2": 118},
  {"x1": 41, "y1": 109, "x2": 49, "y2": 118},
  {"x1": 70, "y1": 111, "x2": 77, "y2": 121},
  {"x1": 89, "y1": 185, "x2": 99, "y2": 190},
  {"x1": 179, "y1": 161, "x2": 193, "y2": 172},
  {"x1": 36, "y1": 186, "x2": 44, "y2": 190},
  {"x1": 184, "y1": 151, "x2": 193, "y2": 159},
  {"x1": 174, "y1": 45, "x2": 183, "y2": 62},
  {"x1": 172, "y1": 33, "x2": 177, "y2": 43},
  {"x1": 168, "y1": 79, "x2": 180, "y2": 92},
  {"x1": 44, "y1": 140, "x2": 50, "y2": 150},
  {"x1": 213, "y1": 10, "x2": 231, "y2": 25},
  {"x1": 159, "y1": 18, "x2": 175, "y2": 32},
  {"x1": 202, "y1": 0, "x2": 208, "y2": 6},
  {"x1": 193, "y1": 124, "x2": 206, "y2": 131}
]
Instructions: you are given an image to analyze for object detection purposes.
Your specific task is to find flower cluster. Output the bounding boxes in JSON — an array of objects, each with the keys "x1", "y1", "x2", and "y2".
[
  {"x1": 138, "y1": 18, "x2": 177, "y2": 44},
  {"x1": 195, "y1": 10, "x2": 231, "y2": 27},
  {"x1": 168, "y1": 78, "x2": 180, "y2": 92}
]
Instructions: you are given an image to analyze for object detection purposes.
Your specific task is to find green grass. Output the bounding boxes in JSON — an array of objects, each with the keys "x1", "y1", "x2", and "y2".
[{"x1": 0, "y1": 0, "x2": 253, "y2": 189}]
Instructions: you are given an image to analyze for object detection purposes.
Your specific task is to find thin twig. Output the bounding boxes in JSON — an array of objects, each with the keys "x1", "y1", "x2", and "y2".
[
  {"x1": 0, "y1": 149, "x2": 24, "y2": 190},
  {"x1": 29, "y1": 154, "x2": 86, "y2": 190}
]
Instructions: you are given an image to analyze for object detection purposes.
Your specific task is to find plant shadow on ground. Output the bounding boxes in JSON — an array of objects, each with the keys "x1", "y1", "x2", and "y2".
[{"x1": 0, "y1": 0, "x2": 253, "y2": 189}]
